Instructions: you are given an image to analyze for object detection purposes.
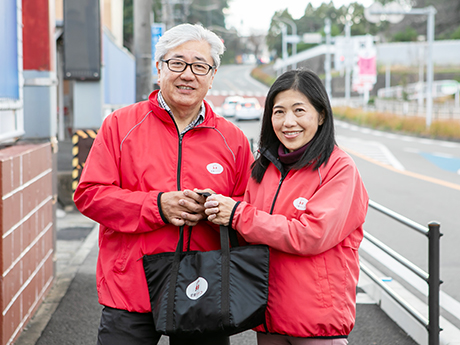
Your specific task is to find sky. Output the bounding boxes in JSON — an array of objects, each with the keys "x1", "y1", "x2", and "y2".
[{"x1": 225, "y1": 0, "x2": 374, "y2": 36}]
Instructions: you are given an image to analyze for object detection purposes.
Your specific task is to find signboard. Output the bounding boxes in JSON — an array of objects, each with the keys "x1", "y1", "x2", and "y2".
[
  {"x1": 151, "y1": 23, "x2": 165, "y2": 78},
  {"x1": 302, "y1": 33, "x2": 322, "y2": 44},
  {"x1": 352, "y1": 35, "x2": 377, "y2": 94},
  {"x1": 64, "y1": 0, "x2": 101, "y2": 80},
  {"x1": 285, "y1": 35, "x2": 301, "y2": 44}
]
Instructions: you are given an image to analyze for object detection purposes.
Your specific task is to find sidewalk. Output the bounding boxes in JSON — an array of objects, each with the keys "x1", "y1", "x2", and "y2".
[{"x1": 12, "y1": 208, "x2": 419, "y2": 345}]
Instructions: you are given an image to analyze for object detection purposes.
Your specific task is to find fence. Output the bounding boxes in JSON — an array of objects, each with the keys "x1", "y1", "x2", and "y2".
[
  {"x1": 361, "y1": 199, "x2": 442, "y2": 345},
  {"x1": 374, "y1": 99, "x2": 460, "y2": 119}
]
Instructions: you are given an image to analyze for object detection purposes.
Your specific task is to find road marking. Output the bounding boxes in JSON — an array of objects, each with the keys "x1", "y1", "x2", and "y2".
[
  {"x1": 336, "y1": 120, "x2": 460, "y2": 149},
  {"x1": 403, "y1": 148, "x2": 460, "y2": 174},
  {"x1": 337, "y1": 136, "x2": 405, "y2": 170},
  {"x1": 343, "y1": 146, "x2": 460, "y2": 191}
]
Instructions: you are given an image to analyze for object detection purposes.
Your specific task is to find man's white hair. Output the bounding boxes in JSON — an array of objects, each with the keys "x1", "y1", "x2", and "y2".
[{"x1": 154, "y1": 23, "x2": 225, "y2": 69}]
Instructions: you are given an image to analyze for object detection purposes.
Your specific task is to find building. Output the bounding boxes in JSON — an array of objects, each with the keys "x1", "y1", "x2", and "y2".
[{"x1": 0, "y1": 1, "x2": 134, "y2": 344}]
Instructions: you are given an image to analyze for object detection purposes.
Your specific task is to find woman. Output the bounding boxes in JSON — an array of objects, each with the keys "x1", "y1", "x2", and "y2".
[{"x1": 204, "y1": 69, "x2": 369, "y2": 345}]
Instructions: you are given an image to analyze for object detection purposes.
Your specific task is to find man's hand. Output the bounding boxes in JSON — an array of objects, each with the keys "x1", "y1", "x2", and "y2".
[{"x1": 160, "y1": 189, "x2": 214, "y2": 227}]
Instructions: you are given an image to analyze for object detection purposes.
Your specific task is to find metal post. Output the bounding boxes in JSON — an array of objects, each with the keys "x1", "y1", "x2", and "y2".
[
  {"x1": 57, "y1": 43, "x2": 65, "y2": 141},
  {"x1": 325, "y1": 18, "x2": 332, "y2": 98},
  {"x1": 291, "y1": 23, "x2": 297, "y2": 70},
  {"x1": 276, "y1": 16, "x2": 298, "y2": 71},
  {"x1": 367, "y1": 6, "x2": 437, "y2": 127},
  {"x1": 426, "y1": 7, "x2": 436, "y2": 128},
  {"x1": 418, "y1": 43, "x2": 425, "y2": 109},
  {"x1": 385, "y1": 64, "x2": 391, "y2": 97},
  {"x1": 344, "y1": 22, "x2": 351, "y2": 102},
  {"x1": 428, "y1": 221, "x2": 442, "y2": 345},
  {"x1": 455, "y1": 86, "x2": 459, "y2": 110},
  {"x1": 134, "y1": 0, "x2": 153, "y2": 101},
  {"x1": 281, "y1": 25, "x2": 288, "y2": 73}
]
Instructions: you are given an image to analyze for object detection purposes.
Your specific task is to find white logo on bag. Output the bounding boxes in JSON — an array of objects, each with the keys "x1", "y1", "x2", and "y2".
[
  {"x1": 293, "y1": 197, "x2": 308, "y2": 210},
  {"x1": 206, "y1": 163, "x2": 224, "y2": 174},
  {"x1": 186, "y1": 277, "x2": 208, "y2": 300}
]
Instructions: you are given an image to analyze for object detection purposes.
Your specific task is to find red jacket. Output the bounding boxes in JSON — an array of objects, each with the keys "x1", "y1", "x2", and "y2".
[
  {"x1": 232, "y1": 146, "x2": 368, "y2": 338},
  {"x1": 74, "y1": 90, "x2": 254, "y2": 312}
]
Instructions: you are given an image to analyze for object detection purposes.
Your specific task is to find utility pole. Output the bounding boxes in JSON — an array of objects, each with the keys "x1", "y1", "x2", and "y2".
[
  {"x1": 324, "y1": 18, "x2": 332, "y2": 98},
  {"x1": 162, "y1": 0, "x2": 174, "y2": 30},
  {"x1": 134, "y1": 0, "x2": 153, "y2": 101}
]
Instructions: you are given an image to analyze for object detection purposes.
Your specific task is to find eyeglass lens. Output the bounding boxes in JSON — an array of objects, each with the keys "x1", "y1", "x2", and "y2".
[{"x1": 166, "y1": 59, "x2": 211, "y2": 75}]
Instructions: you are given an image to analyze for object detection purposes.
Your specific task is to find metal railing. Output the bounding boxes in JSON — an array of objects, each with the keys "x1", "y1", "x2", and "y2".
[{"x1": 361, "y1": 199, "x2": 442, "y2": 345}]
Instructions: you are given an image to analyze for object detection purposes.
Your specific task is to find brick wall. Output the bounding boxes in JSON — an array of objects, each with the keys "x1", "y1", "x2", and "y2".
[{"x1": 0, "y1": 143, "x2": 54, "y2": 345}]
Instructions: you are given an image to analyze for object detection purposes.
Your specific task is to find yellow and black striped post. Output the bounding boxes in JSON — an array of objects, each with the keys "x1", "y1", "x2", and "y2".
[{"x1": 72, "y1": 129, "x2": 99, "y2": 194}]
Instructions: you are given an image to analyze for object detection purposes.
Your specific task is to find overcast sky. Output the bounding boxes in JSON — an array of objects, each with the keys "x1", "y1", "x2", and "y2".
[{"x1": 225, "y1": 0, "x2": 374, "y2": 35}]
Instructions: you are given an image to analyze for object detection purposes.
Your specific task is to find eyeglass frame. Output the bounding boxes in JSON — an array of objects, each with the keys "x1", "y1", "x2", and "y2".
[{"x1": 161, "y1": 58, "x2": 215, "y2": 76}]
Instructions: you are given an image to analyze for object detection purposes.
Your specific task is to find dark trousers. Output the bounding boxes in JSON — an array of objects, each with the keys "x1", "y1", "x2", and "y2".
[{"x1": 97, "y1": 306, "x2": 230, "y2": 345}]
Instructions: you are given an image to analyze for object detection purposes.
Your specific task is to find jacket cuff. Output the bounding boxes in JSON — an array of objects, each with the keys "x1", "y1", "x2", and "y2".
[
  {"x1": 157, "y1": 192, "x2": 169, "y2": 224},
  {"x1": 229, "y1": 201, "x2": 241, "y2": 229}
]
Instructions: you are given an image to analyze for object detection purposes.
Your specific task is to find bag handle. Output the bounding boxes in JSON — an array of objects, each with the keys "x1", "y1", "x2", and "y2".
[
  {"x1": 166, "y1": 226, "x2": 185, "y2": 332},
  {"x1": 166, "y1": 224, "x2": 235, "y2": 332},
  {"x1": 220, "y1": 225, "x2": 231, "y2": 328}
]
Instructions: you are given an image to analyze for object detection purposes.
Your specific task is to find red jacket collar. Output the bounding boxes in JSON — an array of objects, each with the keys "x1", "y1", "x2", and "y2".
[{"x1": 148, "y1": 90, "x2": 216, "y2": 128}]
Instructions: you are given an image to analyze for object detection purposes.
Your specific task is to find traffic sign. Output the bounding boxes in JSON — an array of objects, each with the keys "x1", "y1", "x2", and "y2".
[
  {"x1": 302, "y1": 33, "x2": 322, "y2": 44},
  {"x1": 151, "y1": 23, "x2": 165, "y2": 78},
  {"x1": 285, "y1": 35, "x2": 301, "y2": 44}
]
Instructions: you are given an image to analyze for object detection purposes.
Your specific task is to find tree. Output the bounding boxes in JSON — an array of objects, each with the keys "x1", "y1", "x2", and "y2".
[{"x1": 123, "y1": 0, "x2": 134, "y2": 52}]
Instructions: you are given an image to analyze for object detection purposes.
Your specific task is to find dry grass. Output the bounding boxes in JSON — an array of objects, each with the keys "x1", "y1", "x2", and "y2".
[
  {"x1": 250, "y1": 67, "x2": 276, "y2": 86},
  {"x1": 333, "y1": 106, "x2": 460, "y2": 142}
]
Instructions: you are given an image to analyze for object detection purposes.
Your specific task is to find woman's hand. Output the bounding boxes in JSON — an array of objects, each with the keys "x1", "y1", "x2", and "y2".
[{"x1": 204, "y1": 194, "x2": 237, "y2": 226}]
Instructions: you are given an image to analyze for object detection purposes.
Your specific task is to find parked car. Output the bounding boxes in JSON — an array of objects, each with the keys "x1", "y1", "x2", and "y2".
[
  {"x1": 234, "y1": 98, "x2": 262, "y2": 121},
  {"x1": 221, "y1": 96, "x2": 244, "y2": 117},
  {"x1": 205, "y1": 98, "x2": 215, "y2": 111}
]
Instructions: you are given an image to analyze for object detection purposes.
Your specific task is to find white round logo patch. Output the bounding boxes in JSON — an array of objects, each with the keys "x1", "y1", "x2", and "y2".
[
  {"x1": 293, "y1": 197, "x2": 308, "y2": 211},
  {"x1": 186, "y1": 277, "x2": 208, "y2": 300},
  {"x1": 206, "y1": 163, "x2": 224, "y2": 175}
]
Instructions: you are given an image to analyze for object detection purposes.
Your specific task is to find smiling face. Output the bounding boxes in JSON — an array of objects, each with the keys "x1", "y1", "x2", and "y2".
[
  {"x1": 156, "y1": 40, "x2": 215, "y2": 119},
  {"x1": 271, "y1": 89, "x2": 324, "y2": 152}
]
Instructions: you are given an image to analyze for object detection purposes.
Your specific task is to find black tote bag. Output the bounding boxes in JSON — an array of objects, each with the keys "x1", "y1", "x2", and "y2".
[{"x1": 142, "y1": 225, "x2": 269, "y2": 337}]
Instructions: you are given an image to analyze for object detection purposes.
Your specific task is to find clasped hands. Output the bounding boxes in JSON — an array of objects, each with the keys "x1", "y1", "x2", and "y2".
[{"x1": 160, "y1": 189, "x2": 236, "y2": 227}]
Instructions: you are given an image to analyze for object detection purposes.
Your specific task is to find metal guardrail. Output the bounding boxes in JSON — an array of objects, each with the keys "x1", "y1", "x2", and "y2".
[{"x1": 362, "y1": 199, "x2": 442, "y2": 345}]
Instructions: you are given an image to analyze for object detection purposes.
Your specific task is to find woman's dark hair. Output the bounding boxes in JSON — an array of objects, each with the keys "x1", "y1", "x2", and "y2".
[{"x1": 251, "y1": 69, "x2": 336, "y2": 183}]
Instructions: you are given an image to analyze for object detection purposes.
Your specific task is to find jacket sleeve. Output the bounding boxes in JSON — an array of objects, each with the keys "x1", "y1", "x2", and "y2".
[
  {"x1": 229, "y1": 132, "x2": 254, "y2": 201},
  {"x1": 232, "y1": 156, "x2": 369, "y2": 256},
  {"x1": 73, "y1": 114, "x2": 166, "y2": 233}
]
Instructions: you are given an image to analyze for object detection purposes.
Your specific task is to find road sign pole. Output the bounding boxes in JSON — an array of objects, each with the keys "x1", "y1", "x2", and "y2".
[{"x1": 426, "y1": 7, "x2": 436, "y2": 128}]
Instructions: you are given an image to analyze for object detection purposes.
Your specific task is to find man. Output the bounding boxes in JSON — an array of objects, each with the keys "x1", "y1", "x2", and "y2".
[{"x1": 74, "y1": 23, "x2": 254, "y2": 345}]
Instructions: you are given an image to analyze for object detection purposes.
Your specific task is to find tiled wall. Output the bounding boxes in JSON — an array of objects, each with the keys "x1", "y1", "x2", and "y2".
[{"x1": 0, "y1": 143, "x2": 54, "y2": 345}]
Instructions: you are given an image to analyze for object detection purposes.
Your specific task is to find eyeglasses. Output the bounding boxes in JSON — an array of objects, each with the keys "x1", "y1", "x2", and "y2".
[{"x1": 161, "y1": 58, "x2": 215, "y2": 76}]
